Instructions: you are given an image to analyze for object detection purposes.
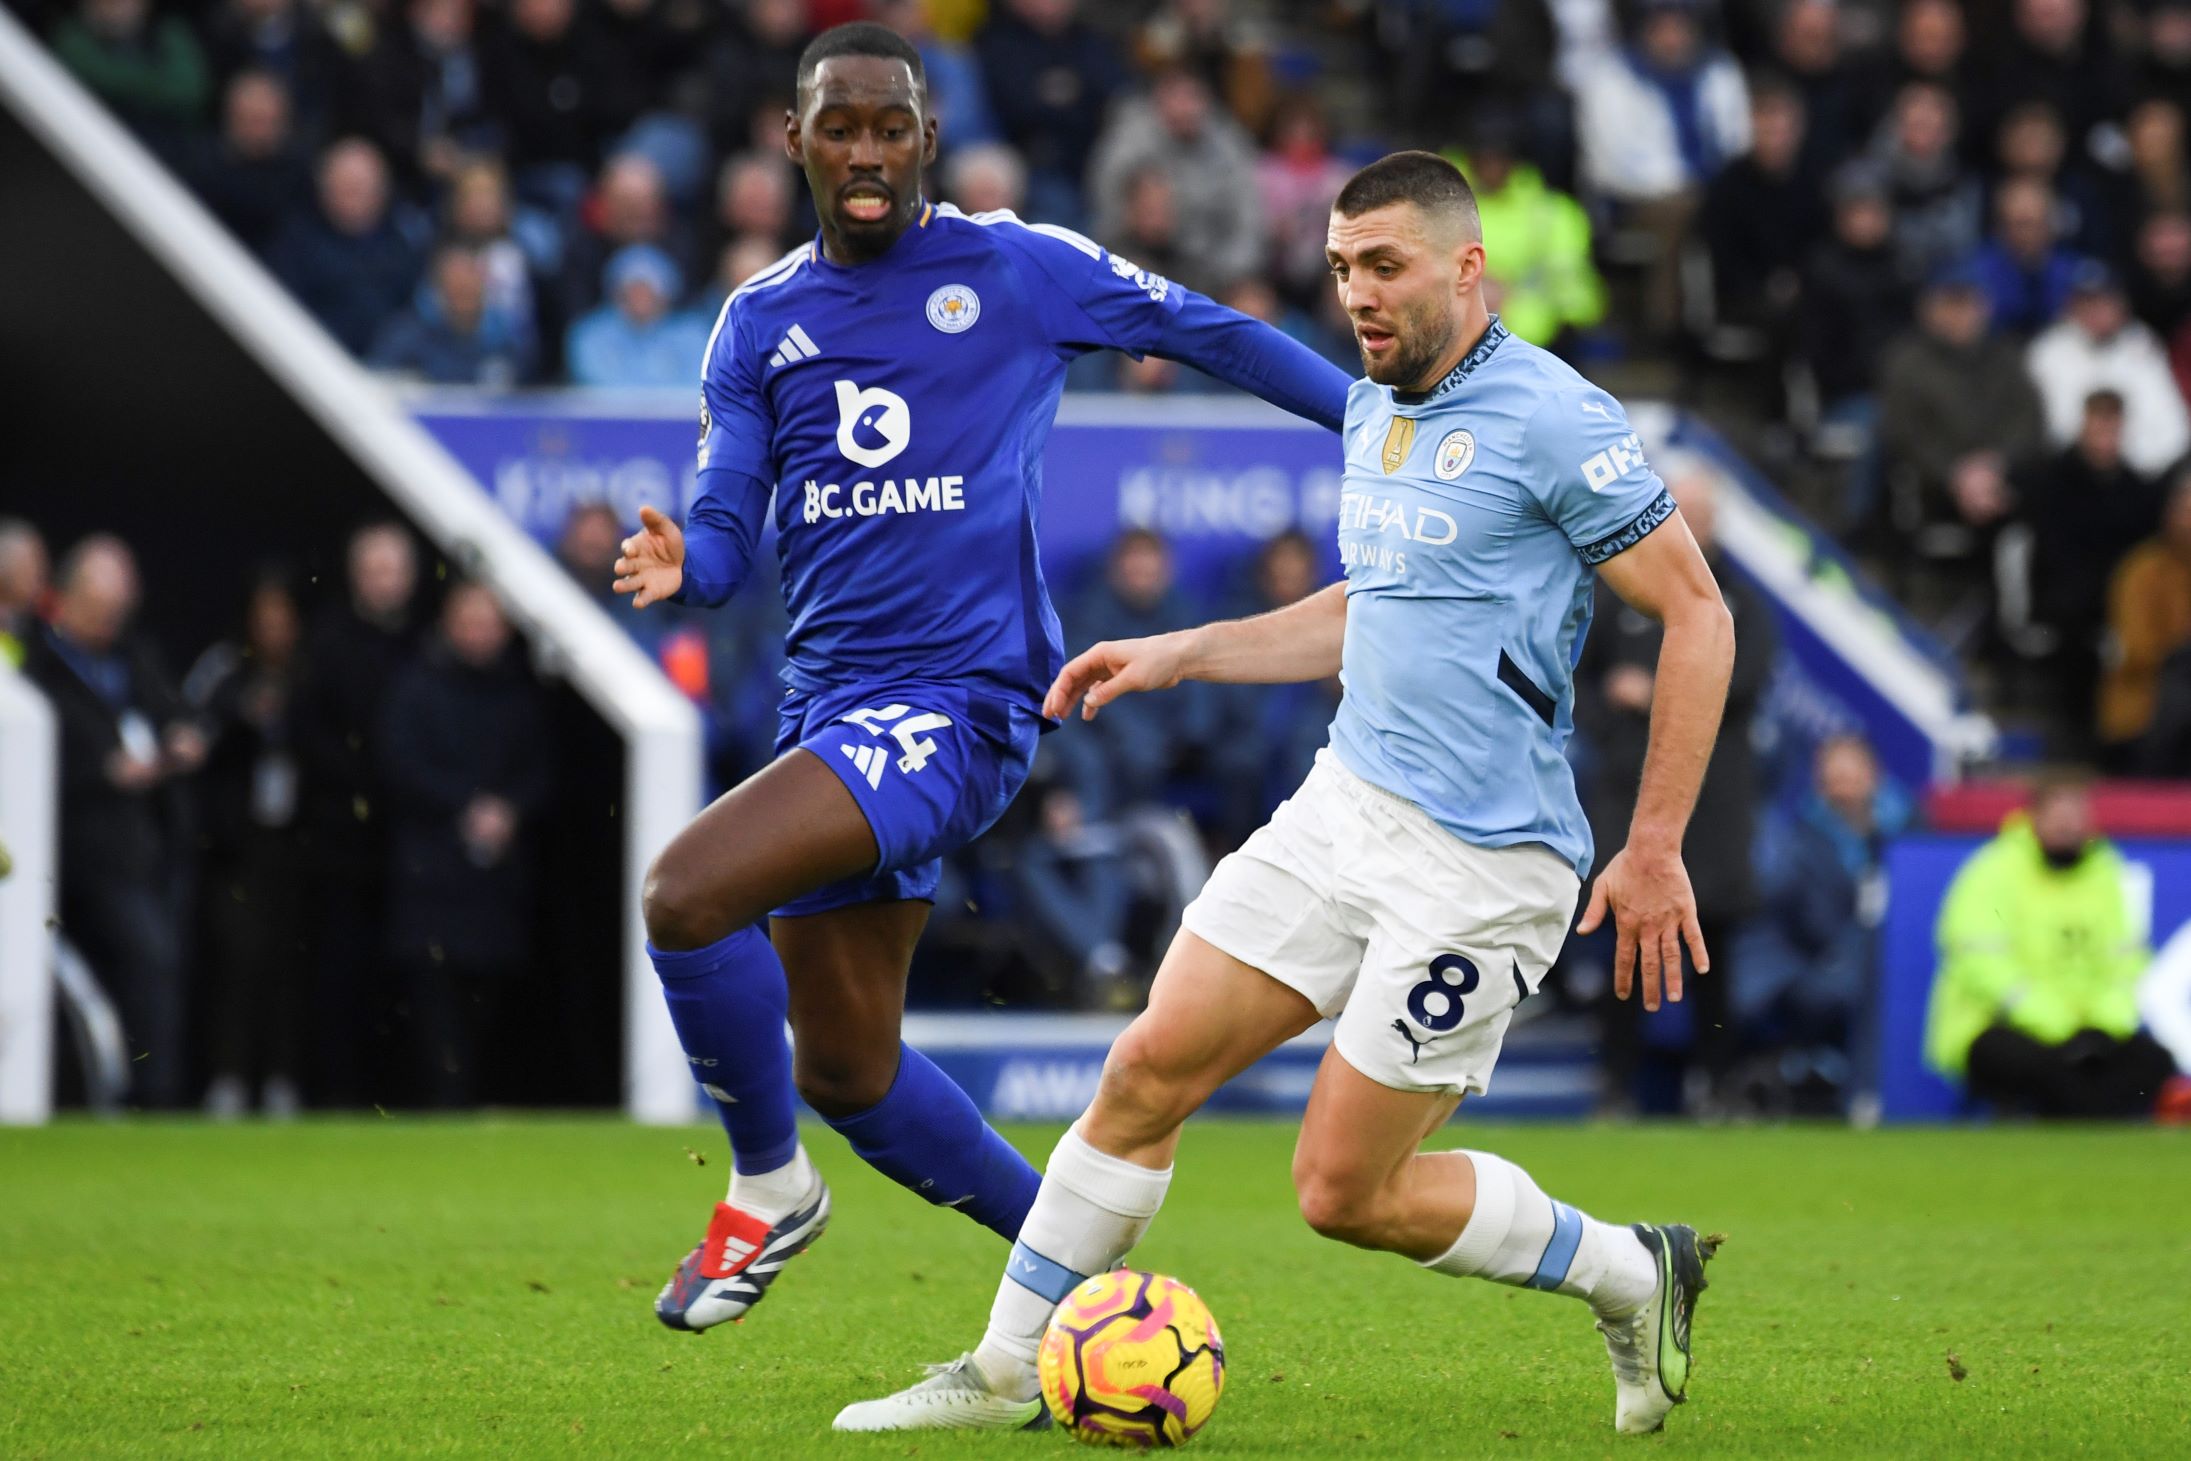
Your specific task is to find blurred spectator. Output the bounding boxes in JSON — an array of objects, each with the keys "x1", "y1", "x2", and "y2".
[
  {"x1": 1580, "y1": 467, "x2": 1775, "y2": 1114},
  {"x1": 23, "y1": 536, "x2": 205, "y2": 1109},
  {"x1": 1455, "y1": 112, "x2": 1605, "y2": 352},
  {"x1": 1105, "y1": 167, "x2": 1188, "y2": 293},
  {"x1": 188, "y1": 70, "x2": 311, "y2": 256},
  {"x1": 2131, "y1": 210, "x2": 2191, "y2": 341},
  {"x1": 1066, "y1": 527, "x2": 1210, "y2": 802},
  {"x1": 1369, "y1": 0, "x2": 1557, "y2": 150},
  {"x1": 1770, "y1": 0, "x2": 1861, "y2": 174},
  {"x1": 566, "y1": 245, "x2": 712, "y2": 387},
  {"x1": 1089, "y1": 68, "x2": 1263, "y2": 293},
  {"x1": 1965, "y1": 175, "x2": 2082, "y2": 337},
  {"x1": 294, "y1": 522, "x2": 419, "y2": 1105},
  {"x1": 441, "y1": 157, "x2": 545, "y2": 345},
  {"x1": 1574, "y1": 0, "x2": 1750, "y2": 338},
  {"x1": 1797, "y1": 163, "x2": 1911, "y2": 416},
  {"x1": 2019, "y1": 391, "x2": 2161, "y2": 725},
  {"x1": 2100, "y1": 470, "x2": 2191, "y2": 758},
  {"x1": 590, "y1": 0, "x2": 688, "y2": 140},
  {"x1": 0, "y1": 519, "x2": 50, "y2": 669},
  {"x1": 334, "y1": 0, "x2": 487, "y2": 191},
  {"x1": 1852, "y1": 0, "x2": 1967, "y2": 136},
  {"x1": 1969, "y1": 0, "x2": 2128, "y2": 154},
  {"x1": 1926, "y1": 776, "x2": 2172, "y2": 1118},
  {"x1": 369, "y1": 242, "x2": 538, "y2": 385},
  {"x1": 702, "y1": 0, "x2": 807, "y2": 158},
  {"x1": 1256, "y1": 101, "x2": 1349, "y2": 308},
  {"x1": 1218, "y1": 278, "x2": 1347, "y2": 371},
  {"x1": 47, "y1": 0, "x2": 210, "y2": 155},
  {"x1": 377, "y1": 580, "x2": 552, "y2": 1108},
  {"x1": 269, "y1": 138, "x2": 426, "y2": 356},
  {"x1": 2123, "y1": 98, "x2": 2191, "y2": 221},
  {"x1": 558, "y1": 153, "x2": 693, "y2": 325},
  {"x1": 480, "y1": 0, "x2": 618, "y2": 205},
  {"x1": 1992, "y1": 100, "x2": 2112, "y2": 263},
  {"x1": 943, "y1": 141, "x2": 1028, "y2": 217},
  {"x1": 1010, "y1": 784, "x2": 1136, "y2": 1009},
  {"x1": 975, "y1": 0, "x2": 1129, "y2": 224},
  {"x1": 199, "y1": 0, "x2": 336, "y2": 134},
  {"x1": 1734, "y1": 735, "x2": 1908, "y2": 1113},
  {"x1": 1878, "y1": 263, "x2": 2045, "y2": 538},
  {"x1": 1871, "y1": 81, "x2": 1982, "y2": 286},
  {"x1": 185, "y1": 568, "x2": 307, "y2": 1120},
  {"x1": 710, "y1": 152, "x2": 797, "y2": 258},
  {"x1": 710, "y1": 233, "x2": 787, "y2": 304},
  {"x1": 873, "y1": 0, "x2": 1000, "y2": 147},
  {"x1": 2142, "y1": 0, "x2": 2191, "y2": 124},
  {"x1": 1701, "y1": 81, "x2": 1821, "y2": 342},
  {"x1": 1134, "y1": 0, "x2": 1274, "y2": 138},
  {"x1": 2027, "y1": 263, "x2": 2190, "y2": 478}
]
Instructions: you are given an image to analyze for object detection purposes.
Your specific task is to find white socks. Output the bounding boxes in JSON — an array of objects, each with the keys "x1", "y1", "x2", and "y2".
[
  {"x1": 726, "y1": 1145, "x2": 815, "y2": 1224},
  {"x1": 970, "y1": 1124, "x2": 1173, "y2": 1399},
  {"x1": 1423, "y1": 1150, "x2": 1657, "y2": 1317}
]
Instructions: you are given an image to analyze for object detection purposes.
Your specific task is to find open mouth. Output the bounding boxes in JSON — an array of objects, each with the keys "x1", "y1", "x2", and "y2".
[
  {"x1": 1356, "y1": 323, "x2": 1396, "y2": 357},
  {"x1": 840, "y1": 184, "x2": 893, "y2": 224}
]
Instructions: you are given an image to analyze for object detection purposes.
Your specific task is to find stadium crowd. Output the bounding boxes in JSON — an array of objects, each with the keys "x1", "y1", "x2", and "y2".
[{"x1": 9, "y1": 0, "x2": 2191, "y2": 1121}]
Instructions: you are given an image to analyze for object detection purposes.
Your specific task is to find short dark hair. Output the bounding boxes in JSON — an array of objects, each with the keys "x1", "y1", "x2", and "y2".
[
  {"x1": 2084, "y1": 388, "x2": 2126, "y2": 418},
  {"x1": 1333, "y1": 150, "x2": 1480, "y2": 239},
  {"x1": 796, "y1": 22, "x2": 926, "y2": 106}
]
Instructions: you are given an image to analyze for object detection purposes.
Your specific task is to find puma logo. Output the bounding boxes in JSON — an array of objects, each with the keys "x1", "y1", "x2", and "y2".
[{"x1": 1392, "y1": 1019, "x2": 1427, "y2": 1065}]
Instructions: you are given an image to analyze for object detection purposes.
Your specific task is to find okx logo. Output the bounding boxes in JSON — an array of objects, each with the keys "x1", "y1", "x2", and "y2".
[
  {"x1": 837, "y1": 703, "x2": 953, "y2": 788},
  {"x1": 834, "y1": 379, "x2": 911, "y2": 469}
]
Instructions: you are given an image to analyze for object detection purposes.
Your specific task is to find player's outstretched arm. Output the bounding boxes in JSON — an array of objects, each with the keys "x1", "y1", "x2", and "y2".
[
  {"x1": 1575, "y1": 514, "x2": 1734, "y2": 1013},
  {"x1": 1151, "y1": 295, "x2": 1353, "y2": 431},
  {"x1": 1046, "y1": 582, "x2": 1347, "y2": 721}
]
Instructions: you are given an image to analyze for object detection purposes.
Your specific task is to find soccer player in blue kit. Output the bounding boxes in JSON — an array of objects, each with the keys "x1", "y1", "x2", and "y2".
[
  {"x1": 839, "y1": 152, "x2": 1735, "y2": 1437},
  {"x1": 610, "y1": 23, "x2": 1351, "y2": 1334}
]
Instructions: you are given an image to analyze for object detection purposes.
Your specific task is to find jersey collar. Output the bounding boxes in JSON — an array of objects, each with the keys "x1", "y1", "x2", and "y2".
[
  {"x1": 807, "y1": 198, "x2": 936, "y2": 274},
  {"x1": 1391, "y1": 315, "x2": 1510, "y2": 407}
]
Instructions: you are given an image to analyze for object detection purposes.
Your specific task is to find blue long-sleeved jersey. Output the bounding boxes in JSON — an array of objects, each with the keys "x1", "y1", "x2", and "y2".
[{"x1": 683, "y1": 203, "x2": 1352, "y2": 712}]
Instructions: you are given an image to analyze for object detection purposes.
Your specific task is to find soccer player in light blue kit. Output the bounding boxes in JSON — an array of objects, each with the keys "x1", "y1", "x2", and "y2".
[
  {"x1": 840, "y1": 152, "x2": 1735, "y2": 1437},
  {"x1": 610, "y1": 24, "x2": 1350, "y2": 1333}
]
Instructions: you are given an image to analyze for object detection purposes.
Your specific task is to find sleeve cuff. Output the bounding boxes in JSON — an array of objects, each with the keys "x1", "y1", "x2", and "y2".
[{"x1": 1577, "y1": 488, "x2": 1676, "y2": 566}]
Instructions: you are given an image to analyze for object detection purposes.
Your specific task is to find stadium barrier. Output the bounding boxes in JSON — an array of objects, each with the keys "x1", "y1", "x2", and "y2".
[
  {"x1": 0, "y1": 666, "x2": 58, "y2": 1124},
  {"x1": 0, "y1": 10, "x2": 704, "y2": 1124}
]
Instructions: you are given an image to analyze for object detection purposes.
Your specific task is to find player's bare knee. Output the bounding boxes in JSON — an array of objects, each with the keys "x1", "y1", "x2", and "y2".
[
  {"x1": 1292, "y1": 1161, "x2": 1389, "y2": 1248},
  {"x1": 1091, "y1": 1029, "x2": 1201, "y2": 1143},
  {"x1": 793, "y1": 1046, "x2": 895, "y2": 1118},
  {"x1": 642, "y1": 848, "x2": 734, "y2": 951}
]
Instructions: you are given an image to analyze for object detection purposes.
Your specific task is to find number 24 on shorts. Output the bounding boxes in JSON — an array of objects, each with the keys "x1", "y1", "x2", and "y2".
[
  {"x1": 1406, "y1": 953, "x2": 1533, "y2": 1033},
  {"x1": 840, "y1": 704, "x2": 954, "y2": 774}
]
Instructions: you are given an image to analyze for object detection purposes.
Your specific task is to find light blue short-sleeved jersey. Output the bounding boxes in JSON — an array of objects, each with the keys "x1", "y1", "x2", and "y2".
[{"x1": 1328, "y1": 317, "x2": 1675, "y2": 877}]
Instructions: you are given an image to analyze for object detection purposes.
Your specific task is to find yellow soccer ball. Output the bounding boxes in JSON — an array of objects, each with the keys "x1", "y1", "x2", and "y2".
[{"x1": 1037, "y1": 1270, "x2": 1225, "y2": 1447}]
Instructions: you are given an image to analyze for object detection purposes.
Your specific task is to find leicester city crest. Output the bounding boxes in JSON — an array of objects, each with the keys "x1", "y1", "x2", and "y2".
[
  {"x1": 926, "y1": 283, "x2": 981, "y2": 334},
  {"x1": 1434, "y1": 428, "x2": 1476, "y2": 480}
]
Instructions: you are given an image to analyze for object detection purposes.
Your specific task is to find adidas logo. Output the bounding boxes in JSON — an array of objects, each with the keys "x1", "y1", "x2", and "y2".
[
  {"x1": 768, "y1": 324, "x2": 819, "y2": 367},
  {"x1": 841, "y1": 743, "x2": 887, "y2": 789}
]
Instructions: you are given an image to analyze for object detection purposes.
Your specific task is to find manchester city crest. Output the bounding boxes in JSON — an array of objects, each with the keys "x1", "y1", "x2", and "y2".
[
  {"x1": 1434, "y1": 429, "x2": 1476, "y2": 480},
  {"x1": 926, "y1": 283, "x2": 981, "y2": 334}
]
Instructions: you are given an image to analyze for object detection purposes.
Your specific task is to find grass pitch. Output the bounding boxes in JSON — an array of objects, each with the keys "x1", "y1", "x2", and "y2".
[{"x1": 3, "y1": 1118, "x2": 2186, "y2": 1458}]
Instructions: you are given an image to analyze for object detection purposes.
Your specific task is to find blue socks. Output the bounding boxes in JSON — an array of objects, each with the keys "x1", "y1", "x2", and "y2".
[
  {"x1": 824, "y1": 1043, "x2": 1041, "y2": 1240},
  {"x1": 649, "y1": 927, "x2": 800, "y2": 1175}
]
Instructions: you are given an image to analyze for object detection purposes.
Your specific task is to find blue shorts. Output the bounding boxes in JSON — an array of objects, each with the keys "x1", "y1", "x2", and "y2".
[{"x1": 773, "y1": 680, "x2": 1042, "y2": 918}]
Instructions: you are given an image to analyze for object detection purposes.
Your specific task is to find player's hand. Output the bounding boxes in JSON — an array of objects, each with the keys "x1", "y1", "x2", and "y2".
[
  {"x1": 1043, "y1": 634, "x2": 1191, "y2": 721},
  {"x1": 614, "y1": 505, "x2": 684, "y2": 609},
  {"x1": 1575, "y1": 841, "x2": 1708, "y2": 1013}
]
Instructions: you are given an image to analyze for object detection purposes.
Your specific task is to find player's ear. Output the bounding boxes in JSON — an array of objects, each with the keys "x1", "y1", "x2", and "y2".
[
  {"x1": 923, "y1": 113, "x2": 939, "y2": 166},
  {"x1": 1455, "y1": 239, "x2": 1485, "y2": 298},
  {"x1": 783, "y1": 104, "x2": 802, "y2": 165}
]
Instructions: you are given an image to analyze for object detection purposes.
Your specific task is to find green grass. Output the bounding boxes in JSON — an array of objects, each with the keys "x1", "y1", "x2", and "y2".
[{"x1": 3, "y1": 1119, "x2": 2187, "y2": 1458}]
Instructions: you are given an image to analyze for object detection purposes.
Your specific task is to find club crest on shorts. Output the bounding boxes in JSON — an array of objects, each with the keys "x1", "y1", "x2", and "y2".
[
  {"x1": 1434, "y1": 428, "x2": 1476, "y2": 480},
  {"x1": 1381, "y1": 416, "x2": 1418, "y2": 474},
  {"x1": 926, "y1": 284, "x2": 981, "y2": 334}
]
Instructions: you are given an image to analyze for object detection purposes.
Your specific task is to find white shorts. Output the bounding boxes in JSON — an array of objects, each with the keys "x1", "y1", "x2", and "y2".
[{"x1": 1182, "y1": 749, "x2": 1581, "y2": 1097}]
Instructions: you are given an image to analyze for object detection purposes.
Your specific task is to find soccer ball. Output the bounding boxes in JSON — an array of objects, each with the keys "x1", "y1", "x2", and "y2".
[{"x1": 1038, "y1": 1270, "x2": 1225, "y2": 1447}]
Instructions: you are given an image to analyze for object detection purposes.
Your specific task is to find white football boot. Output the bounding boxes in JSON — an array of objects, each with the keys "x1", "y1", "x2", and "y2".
[
  {"x1": 832, "y1": 1354, "x2": 1047, "y2": 1433},
  {"x1": 1596, "y1": 1222, "x2": 1719, "y2": 1434}
]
